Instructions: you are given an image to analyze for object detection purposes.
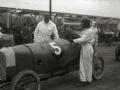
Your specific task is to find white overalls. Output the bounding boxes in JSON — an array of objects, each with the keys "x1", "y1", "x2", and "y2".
[
  {"x1": 74, "y1": 28, "x2": 94, "y2": 82},
  {"x1": 34, "y1": 20, "x2": 59, "y2": 43}
]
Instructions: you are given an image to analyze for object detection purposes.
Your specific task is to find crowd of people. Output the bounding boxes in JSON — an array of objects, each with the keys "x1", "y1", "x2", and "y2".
[
  {"x1": 0, "y1": 21, "x2": 76, "y2": 45},
  {"x1": 0, "y1": 23, "x2": 35, "y2": 45}
]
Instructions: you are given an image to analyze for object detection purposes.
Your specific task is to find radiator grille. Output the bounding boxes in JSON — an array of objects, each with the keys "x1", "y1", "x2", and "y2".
[{"x1": 0, "y1": 52, "x2": 6, "y2": 78}]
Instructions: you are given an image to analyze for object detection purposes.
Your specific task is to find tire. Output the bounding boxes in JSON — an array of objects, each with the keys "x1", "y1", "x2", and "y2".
[
  {"x1": 92, "y1": 56, "x2": 104, "y2": 80},
  {"x1": 109, "y1": 37, "x2": 113, "y2": 46},
  {"x1": 115, "y1": 46, "x2": 120, "y2": 61},
  {"x1": 10, "y1": 69, "x2": 40, "y2": 90}
]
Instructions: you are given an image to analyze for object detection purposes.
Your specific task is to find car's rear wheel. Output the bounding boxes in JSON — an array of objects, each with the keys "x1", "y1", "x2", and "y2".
[
  {"x1": 115, "y1": 46, "x2": 120, "y2": 61},
  {"x1": 92, "y1": 56, "x2": 104, "y2": 80},
  {"x1": 10, "y1": 70, "x2": 40, "y2": 90}
]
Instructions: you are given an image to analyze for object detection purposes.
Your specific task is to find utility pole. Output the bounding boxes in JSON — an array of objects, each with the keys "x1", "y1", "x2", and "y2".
[{"x1": 49, "y1": 0, "x2": 52, "y2": 20}]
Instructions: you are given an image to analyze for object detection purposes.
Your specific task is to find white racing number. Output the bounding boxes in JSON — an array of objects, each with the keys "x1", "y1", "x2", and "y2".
[{"x1": 49, "y1": 42, "x2": 61, "y2": 55}]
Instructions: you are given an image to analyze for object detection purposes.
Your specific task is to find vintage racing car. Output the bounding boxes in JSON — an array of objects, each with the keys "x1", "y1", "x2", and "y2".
[
  {"x1": 0, "y1": 34, "x2": 104, "y2": 90},
  {"x1": 104, "y1": 31, "x2": 119, "y2": 46}
]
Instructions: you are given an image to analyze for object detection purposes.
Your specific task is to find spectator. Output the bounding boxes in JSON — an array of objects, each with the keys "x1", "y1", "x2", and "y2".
[
  {"x1": 21, "y1": 23, "x2": 29, "y2": 44},
  {"x1": 28, "y1": 23, "x2": 35, "y2": 43},
  {"x1": 57, "y1": 20, "x2": 64, "y2": 38},
  {"x1": 91, "y1": 21, "x2": 99, "y2": 56}
]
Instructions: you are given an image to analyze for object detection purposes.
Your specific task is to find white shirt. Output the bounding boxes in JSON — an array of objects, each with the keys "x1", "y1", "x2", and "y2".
[
  {"x1": 34, "y1": 20, "x2": 59, "y2": 43},
  {"x1": 73, "y1": 28, "x2": 94, "y2": 46},
  {"x1": 91, "y1": 26, "x2": 99, "y2": 45}
]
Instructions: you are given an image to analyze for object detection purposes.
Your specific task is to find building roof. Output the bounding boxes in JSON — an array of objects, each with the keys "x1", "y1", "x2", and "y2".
[{"x1": 0, "y1": 0, "x2": 120, "y2": 19}]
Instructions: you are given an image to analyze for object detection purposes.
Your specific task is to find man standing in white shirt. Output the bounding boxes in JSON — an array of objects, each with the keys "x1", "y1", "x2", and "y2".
[
  {"x1": 91, "y1": 21, "x2": 99, "y2": 56},
  {"x1": 34, "y1": 13, "x2": 59, "y2": 43}
]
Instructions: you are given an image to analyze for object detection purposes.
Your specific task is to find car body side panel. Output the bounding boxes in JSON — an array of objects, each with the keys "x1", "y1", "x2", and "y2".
[
  {"x1": 54, "y1": 39, "x2": 80, "y2": 69},
  {"x1": 40, "y1": 41, "x2": 60, "y2": 73},
  {"x1": 42, "y1": 38, "x2": 81, "y2": 72},
  {"x1": 23, "y1": 43, "x2": 47, "y2": 74},
  {"x1": 63, "y1": 43, "x2": 80, "y2": 67},
  {"x1": 7, "y1": 66, "x2": 17, "y2": 79},
  {"x1": 40, "y1": 39, "x2": 69, "y2": 72},
  {"x1": 12, "y1": 45, "x2": 33, "y2": 72}
]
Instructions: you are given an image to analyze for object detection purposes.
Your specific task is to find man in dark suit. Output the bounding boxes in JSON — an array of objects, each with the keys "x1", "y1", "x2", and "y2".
[{"x1": 21, "y1": 23, "x2": 29, "y2": 44}]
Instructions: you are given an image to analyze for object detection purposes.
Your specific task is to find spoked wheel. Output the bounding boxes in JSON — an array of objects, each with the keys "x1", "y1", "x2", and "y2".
[
  {"x1": 109, "y1": 37, "x2": 114, "y2": 46},
  {"x1": 92, "y1": 56, "x2": 104, "y2": 80},
  {"x1": 115, "y1": 46, "x2": 120, "y2": 61},
  {"x1": 10, "y1": 70, "x2": 40, "y2": 90},
  {"x1": 0, "y1": 82, "x2": 10, "y2": 90}
]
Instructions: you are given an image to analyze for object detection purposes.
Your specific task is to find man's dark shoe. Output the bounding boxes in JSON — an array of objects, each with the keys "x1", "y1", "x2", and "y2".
[
  {"x1": 76, "y1": 82, "x2": 86, "y2": 87},
  {"x1": 86, "y1": 82, "x2": 91, "y2": 85}
]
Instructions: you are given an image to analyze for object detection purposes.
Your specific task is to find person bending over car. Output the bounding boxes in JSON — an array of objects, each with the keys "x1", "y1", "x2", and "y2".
[
  {"x1": 69, "y1": 18, "x2": 94, "y2": 86},
  {"x1": 34, "y1": 13, "x2": 59, "y2": 43}
]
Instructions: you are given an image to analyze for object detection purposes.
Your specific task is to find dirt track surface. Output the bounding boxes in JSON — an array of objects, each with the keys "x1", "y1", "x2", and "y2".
[{"x1": 41, "y1": 42, "x2": 120, "y2": 90}]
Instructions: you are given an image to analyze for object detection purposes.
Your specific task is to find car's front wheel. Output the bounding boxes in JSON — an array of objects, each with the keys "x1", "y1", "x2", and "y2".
[
  {"x1": 10, "y1": 69, "x2": 40, "y2": 90},
  {"x1": 92, "y1": 56, "x2": 104, "y2": 80}
]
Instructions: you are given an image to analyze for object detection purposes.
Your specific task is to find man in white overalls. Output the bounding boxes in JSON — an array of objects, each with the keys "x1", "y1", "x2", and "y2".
[
  {"x1": 34, "y1": 13, "x2": 59, "y2": 43},
  {"x1": 69, "y1": 18, "x2": 94, "y2": 86},
  {"x1": 91, "y1": 21, "x2": 99, "y2": 56}
]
